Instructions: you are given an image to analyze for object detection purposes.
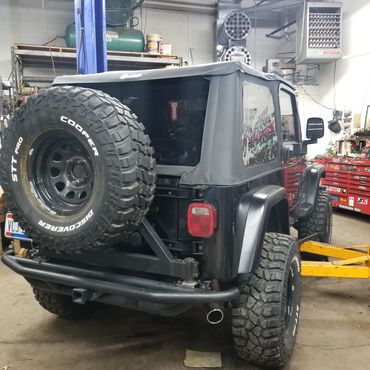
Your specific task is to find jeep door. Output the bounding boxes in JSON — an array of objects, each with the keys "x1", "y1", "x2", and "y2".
[{"x1": 279, "y1": 86, "x2": 306, "y2": 209}]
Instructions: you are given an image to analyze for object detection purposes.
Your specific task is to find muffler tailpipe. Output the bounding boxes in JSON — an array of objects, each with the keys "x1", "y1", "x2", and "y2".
[{"x1": 206, "y1": 303, "x2": 224, "y2": 325}]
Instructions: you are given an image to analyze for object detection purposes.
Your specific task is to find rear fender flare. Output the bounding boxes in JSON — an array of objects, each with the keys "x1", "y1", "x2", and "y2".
[
  {"x1": 293, "y1": 164, "x2": 326, "y2": 219},
  {"x1": 236, "y1": 185, "x2": 289, "y2": 275}
]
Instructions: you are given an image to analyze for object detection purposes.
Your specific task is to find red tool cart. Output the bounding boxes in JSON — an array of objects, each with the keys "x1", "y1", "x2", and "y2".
[{"x1": 315, "y1": 156, "x2": 370, "y2": 215}]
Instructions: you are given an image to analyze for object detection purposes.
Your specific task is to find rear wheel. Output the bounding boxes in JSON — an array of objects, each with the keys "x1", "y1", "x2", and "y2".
[
  {"x1": 296, "y1": 188, "x2": 332, "y2": 261},
  {"x1": 232, "y1": 233, "x2": 301, "y2": 368},
  {"x1": 33, "y1": 287, "x2": 93, "y2": 320}
]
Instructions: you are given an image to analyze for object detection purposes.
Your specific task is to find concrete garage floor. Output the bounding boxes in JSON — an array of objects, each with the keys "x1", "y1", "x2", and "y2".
[{"x1": 0, "y1": 210, "x2": 369, "y2": 370}]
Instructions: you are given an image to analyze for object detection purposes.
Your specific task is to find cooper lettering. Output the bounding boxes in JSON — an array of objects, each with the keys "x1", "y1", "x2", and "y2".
[{"x1": 60, "y1": 116, "x2": 99, "y2": 156}]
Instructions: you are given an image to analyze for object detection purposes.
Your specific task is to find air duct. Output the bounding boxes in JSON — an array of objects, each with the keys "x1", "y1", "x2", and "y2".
[
  {"x1": 216, "y1": 1, "x2": 252, "y2": 65},
  {"x1": 217, "y1": 10, "x2": 252, "y2": 45}
]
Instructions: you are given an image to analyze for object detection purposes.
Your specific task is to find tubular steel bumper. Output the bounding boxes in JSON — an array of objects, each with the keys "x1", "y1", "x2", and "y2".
[{"x1": 1, "y1": 251, "x2": 240, "y2": 304}]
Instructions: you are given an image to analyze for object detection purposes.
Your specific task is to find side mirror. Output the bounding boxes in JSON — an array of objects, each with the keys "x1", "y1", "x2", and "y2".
[
  {"x1": 306, "y1": 117, "x2": 324, "y2": 140},
  {"x1": 1, "y1": 80, "x2": 12, "y2": 90}
]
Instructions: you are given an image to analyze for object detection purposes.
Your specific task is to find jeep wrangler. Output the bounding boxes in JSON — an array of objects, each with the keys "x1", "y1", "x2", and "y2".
[{"x1": 0, "y1": 61, "x2": 331, "y2": 368}]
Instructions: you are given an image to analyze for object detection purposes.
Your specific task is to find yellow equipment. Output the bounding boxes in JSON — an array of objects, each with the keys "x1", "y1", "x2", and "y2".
[{"x1": 300, "y1": 241, "x2": 370, "y2": 279}]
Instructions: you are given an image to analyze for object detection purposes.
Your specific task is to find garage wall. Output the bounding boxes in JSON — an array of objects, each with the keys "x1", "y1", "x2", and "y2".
[
  {"x1": 135, "y1": 7, "x2": 215, "y2": 65},
  {"x1": 0, "y1": 0, "x2": 282, "y2": 80},
  {"x1": 0, "y1": 0, "x2": 218, "y2": 79},
  {"x1": 245, "y1": 28, "x2": 284, "y2": 70},
  {"x1": 294, "y1": 0, "x2": 370, "y2": 158},
  {"x1": 0, "y1": 0, "x2": 216, "y2": 78},
  {"x1": 0, "y1": 0, "x2": 74, "y2": 79},
  {"x1": 138, "y1": 6, "x2": 280, "y2": 69}
]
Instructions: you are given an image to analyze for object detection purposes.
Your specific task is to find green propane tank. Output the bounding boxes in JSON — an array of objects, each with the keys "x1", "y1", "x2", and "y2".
[{"x1": 64, "y1": 24, "x2": 145, "y2": 52}]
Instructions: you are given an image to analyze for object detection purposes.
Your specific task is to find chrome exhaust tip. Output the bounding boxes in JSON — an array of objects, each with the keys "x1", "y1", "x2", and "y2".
[{"x1": 206, "y1": 307, "x2": 224, "y2": 325}]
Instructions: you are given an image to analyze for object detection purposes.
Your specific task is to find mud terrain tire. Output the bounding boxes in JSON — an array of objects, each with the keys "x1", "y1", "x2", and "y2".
[
  {"x1": 33, "y1": 287, "x2": 92, "y2": 320},
  {"x1": 297, "y1": 188, "x2": 332, "y2": 260},
  {"x1": 232, "y1": 233, "x2": 301, "y2": 368},
  {"x1": 0, "y1": 86, "x2": 156, "y2": 254}
]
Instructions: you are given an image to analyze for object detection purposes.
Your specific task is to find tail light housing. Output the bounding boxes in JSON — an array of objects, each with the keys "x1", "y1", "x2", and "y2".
[{"x1": 187, "y1": 202, "x2": 217, "y2": 238}]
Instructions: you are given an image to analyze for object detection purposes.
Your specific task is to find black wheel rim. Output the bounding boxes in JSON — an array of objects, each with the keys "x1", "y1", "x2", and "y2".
[
  {"x1": 284, "y1": 268, "x2": 294, "y2": 326},
  {"x1": 28, "y1": 131, "x2": 95, "y2": 216},
  {"x1": 284, "y1": 257, "x2": 300, "y2": 348},
  {"x1": 326, "y1": 203, "x2": 332, "y2": 243}
]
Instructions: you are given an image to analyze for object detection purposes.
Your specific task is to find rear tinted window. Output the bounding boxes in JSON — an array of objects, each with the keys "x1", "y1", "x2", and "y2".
[{"x1": 119, "y1": 77, "x2": 209, "y2": 166}]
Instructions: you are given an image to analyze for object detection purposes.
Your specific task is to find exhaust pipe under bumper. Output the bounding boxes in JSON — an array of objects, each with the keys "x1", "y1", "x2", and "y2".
[{"x1": 206, "y1": 303, "x2": 224, "y2": 325}]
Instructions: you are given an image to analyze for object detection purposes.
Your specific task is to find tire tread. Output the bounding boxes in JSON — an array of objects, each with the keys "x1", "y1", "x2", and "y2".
[
  {"x1": 232, "y1": 233, "x2": 300, "y2": 368},
  {"x1": 33, "y1": 287, "x2": 92, "y2": 320},
  {"x1": 0, "y1": 86, "x2": 156, "y2": 254}
]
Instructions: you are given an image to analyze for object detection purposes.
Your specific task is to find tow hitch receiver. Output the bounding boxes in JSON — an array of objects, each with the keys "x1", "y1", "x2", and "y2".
[{"x1": 1, "y1": 251, "x2": 240, "y2": 304}]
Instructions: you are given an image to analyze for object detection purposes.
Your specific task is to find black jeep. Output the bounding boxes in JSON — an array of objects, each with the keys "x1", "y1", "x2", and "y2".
[{"x1": 0, "y1": 62, "x2": 331, "y2": 368}]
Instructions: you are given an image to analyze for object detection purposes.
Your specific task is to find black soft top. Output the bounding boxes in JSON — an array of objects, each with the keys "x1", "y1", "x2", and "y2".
[
  {"x1": 53, "y1": 61, "x2": 294, "y2": 88},
  {"x1": 53, "y1": 62, "x2": 294, "y2": 186}
]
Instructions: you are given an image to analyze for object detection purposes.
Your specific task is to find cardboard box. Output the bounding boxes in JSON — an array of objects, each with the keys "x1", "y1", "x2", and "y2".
[{"x1": 0, "y1": 187, "x2": 7, "y2": 223}]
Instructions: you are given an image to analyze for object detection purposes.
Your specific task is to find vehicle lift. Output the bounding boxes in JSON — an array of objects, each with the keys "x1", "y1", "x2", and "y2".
[
  {"x1": 300, "y1": 241, "x2": 370, "y2": 279},
  {"x1": 74, "y1": 0, "x2": 107, "y2": 74}
]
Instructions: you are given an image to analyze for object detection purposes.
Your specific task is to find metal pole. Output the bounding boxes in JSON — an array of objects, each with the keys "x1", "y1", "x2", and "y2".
[
  {"x1": 75, "y1": 0, "x2": 107, "y2": 74},
  {"x1": 144, "y1": 0, "x2": 216, "y2": 15},
  {"x1": 95, "y1": 0, "x2": 108, "y2": 73},
  {"x1": 0, "y1": 76, "x2": 3, "y2": 118},
  {"x1": 266, "y1": 20, "x2": 297, "y2": 38}
]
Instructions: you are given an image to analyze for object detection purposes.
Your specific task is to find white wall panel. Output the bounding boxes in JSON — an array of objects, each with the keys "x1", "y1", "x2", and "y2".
[
  {"x1": 0, "y1": 0, "x2": 74, "y2": 78},
  {"x1": 0, "y1": 0, "x2": 284, "y2": 91},
  {"x1": 293, "y1": 0, "x2": 370, "y2": 158}
]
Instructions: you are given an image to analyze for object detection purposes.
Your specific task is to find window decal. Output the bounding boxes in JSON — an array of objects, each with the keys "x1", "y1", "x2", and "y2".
[{"x1": 242, "y1": 82, "x2": 278, "y2": 166}]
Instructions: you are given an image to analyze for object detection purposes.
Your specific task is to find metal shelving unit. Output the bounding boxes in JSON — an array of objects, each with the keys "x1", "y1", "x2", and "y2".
[{"x1": 11, "y1": 43, "x2": 183, "y2": 103}]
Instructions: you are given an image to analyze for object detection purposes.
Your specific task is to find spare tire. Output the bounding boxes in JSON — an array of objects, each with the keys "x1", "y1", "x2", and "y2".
[{"x1": 0, "y1": 86, "x2": 156, "y2": 254}]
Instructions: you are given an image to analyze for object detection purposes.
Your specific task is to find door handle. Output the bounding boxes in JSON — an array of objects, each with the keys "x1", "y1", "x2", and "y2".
[{"x1": 282, "y1": 148, "x2": 291, "y2": 163}]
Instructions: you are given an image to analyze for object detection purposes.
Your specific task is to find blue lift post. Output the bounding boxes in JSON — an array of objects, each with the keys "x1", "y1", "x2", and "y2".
[{"x1": 74, "y1": 0, "x2": 108, "y2": 74}]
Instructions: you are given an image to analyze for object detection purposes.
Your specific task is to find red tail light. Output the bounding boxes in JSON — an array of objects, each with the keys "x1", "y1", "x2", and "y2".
[{"x1": 187, "y1": 203, "x2": 217, "y2": 238}]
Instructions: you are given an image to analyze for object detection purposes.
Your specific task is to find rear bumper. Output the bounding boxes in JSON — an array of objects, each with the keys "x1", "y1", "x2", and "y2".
[{"x1": 2, "y1": 251, "x2": 239, "y2": 305}]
